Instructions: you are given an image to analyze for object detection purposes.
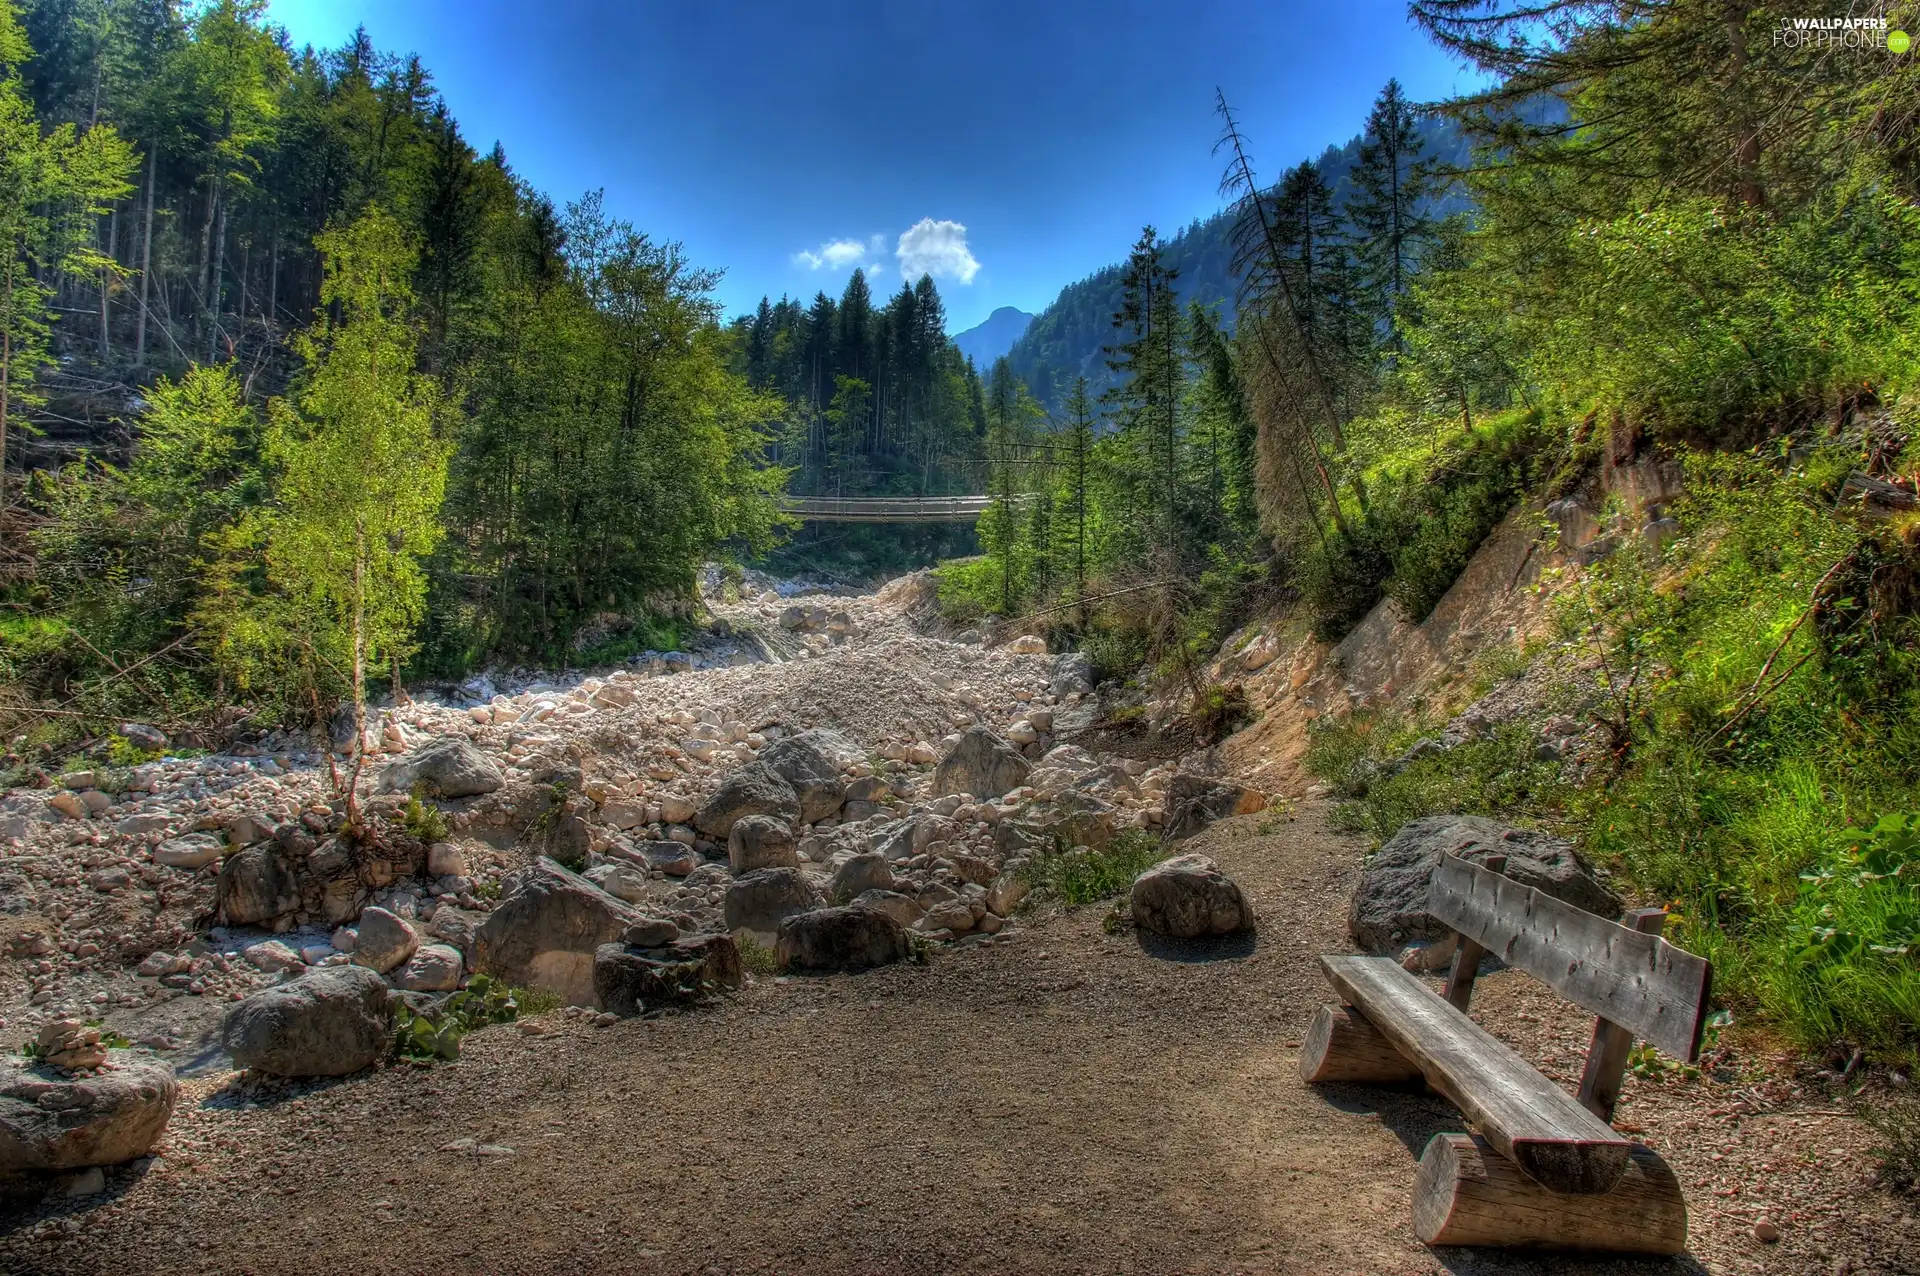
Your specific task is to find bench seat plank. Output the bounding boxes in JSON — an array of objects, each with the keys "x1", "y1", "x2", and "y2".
[
  {"x1": 1428, "y1": 854, "x2": 1713, "y2": 1062},
  {"x1": 1320, "y1": 954, "x2": 1632, "y2": 1195}
]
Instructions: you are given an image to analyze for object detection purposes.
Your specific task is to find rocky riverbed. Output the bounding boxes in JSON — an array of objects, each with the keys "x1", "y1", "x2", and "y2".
[{"x1": 0, "y1": 571, "x2": 1270, "y2": 1185}]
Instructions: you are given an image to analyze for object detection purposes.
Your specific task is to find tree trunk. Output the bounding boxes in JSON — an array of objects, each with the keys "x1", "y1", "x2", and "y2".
[
  {"x1": 196, "y1": 173, "x2": 218, "y2": 321},
  {"x1": 98, "y1": 204, "x2": 117, "y2": 356},
  {"x1": 135, "y1": 150, "x2": 155, "y2": 365},
  {"x1": 1, "y1": 304, "x2": 11, "y2": 507},
  {"x1": 343, "y1": 519, "x2": 369, "y2": 835},
  {"x1": 208, "y1": 195, "x2": 229, "y2": 363}
]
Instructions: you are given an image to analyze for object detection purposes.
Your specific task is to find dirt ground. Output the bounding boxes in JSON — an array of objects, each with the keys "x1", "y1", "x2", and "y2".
[{"x1": 3, "y1": 801, "x2": 1911, "y2": 1276}]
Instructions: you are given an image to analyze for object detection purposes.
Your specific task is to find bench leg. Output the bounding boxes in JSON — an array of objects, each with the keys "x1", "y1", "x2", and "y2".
[
  {"x1": 1577, "y1": 907, "x2": 1671, "y2": 1120},
  {"x1": 1412, "y1": 1133, "x2": 1688, "y2": 1254},
  {"x1": 1299, "y1": 1003, "x2": 1423, "y2": 1084}
]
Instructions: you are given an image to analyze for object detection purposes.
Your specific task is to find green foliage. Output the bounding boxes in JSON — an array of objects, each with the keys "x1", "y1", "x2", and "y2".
[
  {"x1": 391, "y1": 973, "x2": 521, "y2": 1062},
  {"x1": 735, "y1": 932, "x2": 778, "y2": 977},
  {"x1": 0, "y1": 5, "x2": 791, "y2": 739},
  {"x1": 401, "y1": 784, "x2": 449, "y2": 844},
  {"x1": 1525, "y1": 195, "x2": 1920, "y2": 436},
  {"x1": 1310, "y1": 714, "x2": 1567, "y2": 842},
  {"x1": 0, "y1": 0, "x2": 136, "y2": 464},
  {"x1": 1020, "y1": 830, "x2": 1167, "y2": 909},
  {"x1": 1309, "y1": 451, "x2": 1920, "y2": 1058},
  {"x1": 1298, "y1": 407, "x2": 1556, "y2": 638},
  {"x1": 1081, "y1": 625, "x2": 1149, "y2": 687}
]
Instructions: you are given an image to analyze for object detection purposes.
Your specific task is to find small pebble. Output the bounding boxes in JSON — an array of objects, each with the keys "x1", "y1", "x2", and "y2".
[{"x1": 1752, "y1": 1216, "x2": 1780, "y2": 1243}]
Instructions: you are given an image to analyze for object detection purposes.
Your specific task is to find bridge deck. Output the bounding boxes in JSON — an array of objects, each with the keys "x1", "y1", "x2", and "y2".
[{"x1": 778, "y1": 495, "x2": 993, "y2": 523}]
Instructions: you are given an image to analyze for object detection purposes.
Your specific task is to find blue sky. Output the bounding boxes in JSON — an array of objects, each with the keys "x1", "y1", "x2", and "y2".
[{"x1": 267, "y1": 0, "x2": 1482, "y2": 332}]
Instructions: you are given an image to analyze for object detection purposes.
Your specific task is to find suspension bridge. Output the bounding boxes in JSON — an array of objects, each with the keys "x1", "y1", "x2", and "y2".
[{"x1": 776, "y1": 495, "x2": 996, "y2": 523}]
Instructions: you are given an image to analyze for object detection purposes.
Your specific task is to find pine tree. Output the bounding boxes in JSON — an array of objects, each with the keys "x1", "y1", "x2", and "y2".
[
  {"x1": 1349, "y1": 78, "x2": 1432, "y2": 350},
  {"x1": 1056, "y1": 375, "x2": 1097, "y2": 620},
  {"x1": 1103, "y1": 227, "x2": 1186, "y2": 562}
]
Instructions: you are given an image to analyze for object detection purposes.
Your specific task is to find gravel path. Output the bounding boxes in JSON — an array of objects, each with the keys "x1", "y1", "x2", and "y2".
[{"x1": 5, "y1": 801, "x2": 1911, "y2": 1275}]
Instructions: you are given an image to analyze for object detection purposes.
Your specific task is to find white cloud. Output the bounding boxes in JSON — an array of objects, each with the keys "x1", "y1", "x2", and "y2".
[
  {"x1": 895, "y1": 218, "x2": 980, "y2": 285},
  {"x1": 792, "y1": 233, "x2": 889, "y2": 276}
]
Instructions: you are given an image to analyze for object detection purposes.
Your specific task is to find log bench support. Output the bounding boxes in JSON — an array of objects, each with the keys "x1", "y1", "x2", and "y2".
[
  {"x1": 1414, "y1": 1133, "x2": 1688, "y2": 1254},
  {"x1": 1299, "y1": 853, "x2": 1713, "y2": 1254}
]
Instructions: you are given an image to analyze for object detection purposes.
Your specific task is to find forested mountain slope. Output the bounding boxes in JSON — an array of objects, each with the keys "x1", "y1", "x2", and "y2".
[
  {"x1": 1002, "y1": 114, "x2": 1471, "y2": 411},
  {"x1": 953, "y1": 305, "x2": 1035, "y2": 368}
]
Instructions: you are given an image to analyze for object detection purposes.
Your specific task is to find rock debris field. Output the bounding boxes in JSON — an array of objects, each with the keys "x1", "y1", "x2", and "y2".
[{"x1": 0, "y1": 572, "x2": 1912, "y2": 1275}]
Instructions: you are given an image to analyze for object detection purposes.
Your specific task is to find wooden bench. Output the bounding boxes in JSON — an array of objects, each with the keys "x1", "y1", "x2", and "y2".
[{"x1": 1301, "y1": 852, "x2": 1713, "y2": 1254}]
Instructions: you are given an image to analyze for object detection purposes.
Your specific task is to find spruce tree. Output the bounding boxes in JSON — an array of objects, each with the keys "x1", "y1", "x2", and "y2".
[
  {"x1": 1103, "y1": 227, "x2": 1186, "y2": 562},
  {"x1": 1349, "y1": 78, "x2": 1432, "y2": 350}
]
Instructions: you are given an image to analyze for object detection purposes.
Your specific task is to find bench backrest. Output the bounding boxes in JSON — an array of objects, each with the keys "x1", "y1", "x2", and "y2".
[{"x1": 1429, "y1": 854, "x2": 1714, "y2": 1062}]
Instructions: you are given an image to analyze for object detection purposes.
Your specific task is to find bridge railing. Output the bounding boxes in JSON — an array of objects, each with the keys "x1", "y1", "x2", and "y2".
[{"x1": 776, "y1": 495, "x2": 999, "y2": 523}]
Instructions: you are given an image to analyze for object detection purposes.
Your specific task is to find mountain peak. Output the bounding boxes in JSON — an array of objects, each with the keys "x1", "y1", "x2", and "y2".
[{"x1": 952, "y1": 306, "x2": 1037, "y2": 367}]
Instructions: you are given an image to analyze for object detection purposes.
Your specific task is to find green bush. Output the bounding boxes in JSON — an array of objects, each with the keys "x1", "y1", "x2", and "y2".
[
  {"x1": 1300, "y1": 407, "x2": 1558, "y2": 639},
  {"x1": 393, "y1": 974, "x2": 523, "y2": 1061},
  {"x1": 1081, "y1": 625, "x2": 1149, "y2": 686},
  {"x1": 402, "y1": 785, "x2": 450, "y2": 844},
  {"x1": 1020, "y1": 830, "x2": 1167, "y2": 908},
  {"x1": 1527, "y1": 192, "x2": 1920, "y2": 438},
  {"x1": 736, "y1": 933, "x2": 778, "y2": 976},
  {"x1": 932, "y1": 557, "x2": 996, "y2": 625}
]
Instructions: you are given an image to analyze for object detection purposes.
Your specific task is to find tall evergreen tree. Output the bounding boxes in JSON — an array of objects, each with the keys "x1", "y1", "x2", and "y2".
[
  {"x1": 1349, "y1": 78, "x2": 1432, "y2": 349},
  {"x1": 1103, "y1": 226, "x2": 1186, "y2": 560}
]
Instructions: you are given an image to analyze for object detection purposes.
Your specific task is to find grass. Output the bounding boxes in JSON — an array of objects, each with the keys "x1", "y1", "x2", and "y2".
[
  {"x1": 1020, "y1": 830, "x2": 1168, "y2": 908},
  {"x1": 513, "y1": 986, "x2": 565, "y2": 1016},
  {"x1": 1301, "y1": 445, "x2": 1920, "y2": 1062},
  {"x1": 736, "y1": 933, "x2": 779, "y2": 976}
]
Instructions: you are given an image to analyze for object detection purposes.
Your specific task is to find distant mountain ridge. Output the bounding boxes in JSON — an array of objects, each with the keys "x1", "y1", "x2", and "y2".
[
  {"x1": 1004, "y1": 115, "x2": 1472, "y2": 412},
  {"x1": 952, "y1": 306, "x2": 1036, "y2": 368}
]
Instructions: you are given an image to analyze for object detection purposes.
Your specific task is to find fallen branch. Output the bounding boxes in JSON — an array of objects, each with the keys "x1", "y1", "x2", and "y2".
[
  {"x1": 1022, "y1": 579, "x2": 1182, "y2": 620},
  {"x1": 1704, "y1": 555, "x2": 1851, "y2": 747}
]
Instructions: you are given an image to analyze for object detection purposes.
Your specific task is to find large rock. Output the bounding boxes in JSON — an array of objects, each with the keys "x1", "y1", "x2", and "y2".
[
  {"x1": 728, "y1": 815, "x2": 799, "y2": 872},
  {"x1": 1349, "y1": 815, "x2": 1620, "y2": 953},
  {"x1": 0, "y1": 1051, "x2": 178, "y2": 1173},
  {"x1": 932, "y1": 726, "x2": 1031, "y2": 799},
  {"x1": 776, "y1": 905, "x2": 909, "y2": 972},
  {"x1": 757, "y1": 729, "x2": 856, "y2": 823},
  {"x1": 220, "y1": 965, "x2": 393, "y2": 1077},
  {"x1": 830, "y1": 851, "x2": 893, "y2": 900},
  {"x1": 585, "y1": 860, "x2": 652, "y2": 903},
  {"x1": 1130, "y1": 854, "x2": 1256, "y2": 938},
  {"x1": 1163, "y1": 774, "x2": 1268, "y2": 839},
  {"x1": 723, "y1": 867, "x2": 823, "y2": 935},
  {"x1": 852, "y1": 889, "x2": 923, "y2": 927},
  {"x1": 470, "y1": 859, "x2": 640, "y2": 1005},
  {"x1": 152, "y1": 833, "x2": 223, "y2": 870},
  {"x1": 694, "y1": 762, "x2": 801, "y2": 839},
  {"x1": 350, "y1": 907, "x2": 419, "y2": 975},
  {"x1": 378, "y1": 735, "x2": 504, "y2": 798},
  {"x1": 1050, "y1": 651, "x2": 1095, "y2": 698},
  {"x1": 633, "y1": 840, "x2": 699, "y2": 877},
  {"x1": 214, "y1": 844, "x2": 301, "y2": 926},
  {"x1": 392, "y1": 943, "x2": 463, "y2": 992},
  {"x1": 594, "y1": 933, "x2": 743, "y2": 1015}
]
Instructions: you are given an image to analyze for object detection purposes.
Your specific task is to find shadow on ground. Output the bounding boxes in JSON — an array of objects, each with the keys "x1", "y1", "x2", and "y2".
[{"x1": 1132, "y1": 929, "x2": 1259, "y2": 963}]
